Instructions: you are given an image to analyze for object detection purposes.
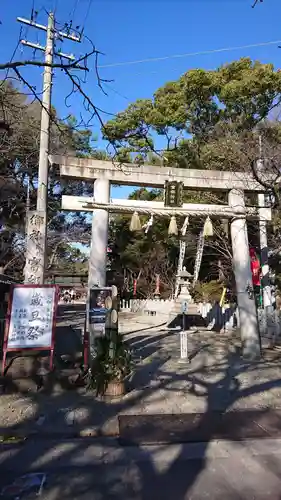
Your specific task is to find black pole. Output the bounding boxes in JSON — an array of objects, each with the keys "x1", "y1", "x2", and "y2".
[{"x1": 183, "y1": 313, "x2": 187, "y2": 331}]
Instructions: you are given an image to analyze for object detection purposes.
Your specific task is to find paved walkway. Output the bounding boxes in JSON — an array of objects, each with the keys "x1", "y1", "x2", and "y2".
[{"x1": 2, "y1": 438, "x2": 281, "y2": 498}]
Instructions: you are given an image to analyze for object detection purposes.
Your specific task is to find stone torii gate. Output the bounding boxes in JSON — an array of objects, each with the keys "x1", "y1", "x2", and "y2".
[{"x1": 50, "y1": 155, "x2": 272, "y2": 359}]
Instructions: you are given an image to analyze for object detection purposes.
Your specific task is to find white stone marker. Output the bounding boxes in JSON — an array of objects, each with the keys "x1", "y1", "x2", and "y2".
[{"x1": 180, "y1": 331, "x2": 188, "y2": 360}]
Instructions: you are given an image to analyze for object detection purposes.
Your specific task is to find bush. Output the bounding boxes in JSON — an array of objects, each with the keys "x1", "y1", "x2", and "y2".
[
  {"x1": 87, "y1": 334, "x2": 133, "y2": 396},
  {"x1": 193, "y1": 280, "x2": 224, "y2": 303}
]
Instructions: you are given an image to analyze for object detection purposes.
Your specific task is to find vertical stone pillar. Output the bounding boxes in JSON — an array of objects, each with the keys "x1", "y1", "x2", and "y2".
[
  {"x1": 88, "y1": 179, "x2": 110, "y2": 288},
  {"x1": 229, "y1": 189, "x2": 260, "y2": 359},
  {"x1": 258, "y1": 193, "x2": 274, "y2": 342},
  {"x1": 258, "y1": 193, "x2": 272, "y2": 308}
]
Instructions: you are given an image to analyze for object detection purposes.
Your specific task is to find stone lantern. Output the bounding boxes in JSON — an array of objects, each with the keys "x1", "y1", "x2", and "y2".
[{"x1": 176, "y1": 267, "x2": 193, "y2": 303}]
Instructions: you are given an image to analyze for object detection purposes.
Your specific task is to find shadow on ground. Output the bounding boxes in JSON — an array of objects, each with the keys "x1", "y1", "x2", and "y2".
[{"x1": 1, "y1": 307, "x2": 281, "y2": 498}]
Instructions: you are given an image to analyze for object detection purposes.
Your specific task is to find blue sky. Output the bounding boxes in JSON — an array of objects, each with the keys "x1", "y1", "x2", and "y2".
[{"x1": 1, "y1": 0, "x2": 281, "y2": 201}]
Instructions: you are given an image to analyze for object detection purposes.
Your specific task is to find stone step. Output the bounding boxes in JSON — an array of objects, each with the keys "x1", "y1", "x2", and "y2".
[{"x1": 119, "y1": 410, "x2": 281, "y2": 445}]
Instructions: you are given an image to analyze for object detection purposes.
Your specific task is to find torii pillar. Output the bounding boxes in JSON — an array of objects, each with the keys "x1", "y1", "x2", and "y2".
[
  {"x1": 89, "y1": 179, "x2": 110, "y2": 288},
  {"x1": 229, "y1": 189, "x2": 261, "y2": 359}
]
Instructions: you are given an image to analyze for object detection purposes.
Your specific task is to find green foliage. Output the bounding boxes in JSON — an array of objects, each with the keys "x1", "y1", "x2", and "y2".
[
  {"x1": 87, "y1": 335, "x2": 133, "y2": 396},
  {"x1": 0, "y1": 80, "x2": 96, "y2": 276},
  {"x1": 193, "y1": 280, "x2": 224, "y2": 303},
  {"x1": 48, "y1": 243, "x2": 88, "y2": 274},
  {"x1": 108, "y1": 186, "x2": 232, "y2": 295},
  {"x1": 104, "y1": 58, "x2": 281, "y2": 288},
  {"x1": 109, "y1": 188, "x2": 180, "y2": 297},
  {"x1": 104, "y1": 58, "x2": 281, "y2": 171},
  {"x1": 4, "y1": 56, "x2": 281, "y2": 287}
]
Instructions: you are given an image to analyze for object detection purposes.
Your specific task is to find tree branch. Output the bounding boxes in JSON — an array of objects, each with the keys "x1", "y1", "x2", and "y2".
[
  {"x1": 252, "y1": 0, "x2": 263, "y2": 7},
  {"x1": 0, "y1": 48, "x2": 98, "y2": 72}
]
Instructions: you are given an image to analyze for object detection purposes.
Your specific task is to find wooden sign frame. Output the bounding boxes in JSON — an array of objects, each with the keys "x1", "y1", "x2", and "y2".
[{"x1": 2, "y1": 284, "x2": 59, "y2": 375}]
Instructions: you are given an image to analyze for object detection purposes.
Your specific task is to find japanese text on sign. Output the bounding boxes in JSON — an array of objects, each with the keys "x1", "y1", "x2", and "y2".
[
  {"x1": 24, "y1": 211, "x2": 46, "y2": 285},
  {"x1": 7, "y1": 286, "x2": 56, "y2": 349}
]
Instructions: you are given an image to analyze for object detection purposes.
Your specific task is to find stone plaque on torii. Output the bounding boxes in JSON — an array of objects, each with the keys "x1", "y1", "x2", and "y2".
[{"x1": 49, "y1": 155, "x2": 272, "y2": 360}]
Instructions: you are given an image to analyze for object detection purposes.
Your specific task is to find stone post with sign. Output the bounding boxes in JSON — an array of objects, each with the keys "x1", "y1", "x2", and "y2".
[
  {"x1": 87, "y1": 285, "x2": 119, "y2": 363},
  {"x1": 24, "y1": 211, "x2": 47, "y2": 285}
]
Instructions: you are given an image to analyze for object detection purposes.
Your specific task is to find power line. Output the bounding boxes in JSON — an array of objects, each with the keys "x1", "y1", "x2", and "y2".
[
  {"x1": 30, "y1": 0, "x2": 36, "y2": 21},
  {"x1": 99, "y1": 39, "x2": 281, "y2": 69},
  {"x1": 0, "y1": 26, "x2": 23, "y2": 86},
  {"x1": 80, "y1": 0, "x2": 93, "y2": 37},
  {"x1": 70, "y1": 0, "x2": 79, "y2": 19},
  {"x1": 103, "y1": 82, "x2": 129, "y2": 101},
  {"x1": 53, "y1": 0, "x2": 59, "y2": 14},
  {"x1": 68, "y1": 0, "x2": 79, "y2": 30}
]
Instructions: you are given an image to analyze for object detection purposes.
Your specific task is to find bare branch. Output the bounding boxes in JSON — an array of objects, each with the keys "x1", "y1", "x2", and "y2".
[
  {"x1": 0, "y1": 48, "x2": 98, "y2": 72},
  {"x1": 12, "y1": 67, "x2": 66, "y2": 139}
]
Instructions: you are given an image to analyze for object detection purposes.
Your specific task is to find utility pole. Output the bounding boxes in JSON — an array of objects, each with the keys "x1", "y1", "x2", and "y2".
[
  {"x1": 37, "y1": 13, "x2": 54, "y2": 216},
  {"x1": 17, "y1": 12, "x2": 80, "y2": 284}
]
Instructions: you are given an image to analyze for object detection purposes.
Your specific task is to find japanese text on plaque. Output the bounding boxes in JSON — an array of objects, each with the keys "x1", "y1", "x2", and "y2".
[{"x1": 25, "y1": 211, "x2": 46, "y2": 285}]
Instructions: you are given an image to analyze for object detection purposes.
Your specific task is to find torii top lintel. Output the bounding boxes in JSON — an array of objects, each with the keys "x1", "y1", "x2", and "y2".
[{"x1": 49, "y1": 154, "x2": 267, "y2": 192}]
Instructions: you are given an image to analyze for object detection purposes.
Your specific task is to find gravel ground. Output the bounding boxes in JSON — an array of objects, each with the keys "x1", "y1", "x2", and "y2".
[{"x1": 1, "y1": 328, "x2": 281, "y2": 434}]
